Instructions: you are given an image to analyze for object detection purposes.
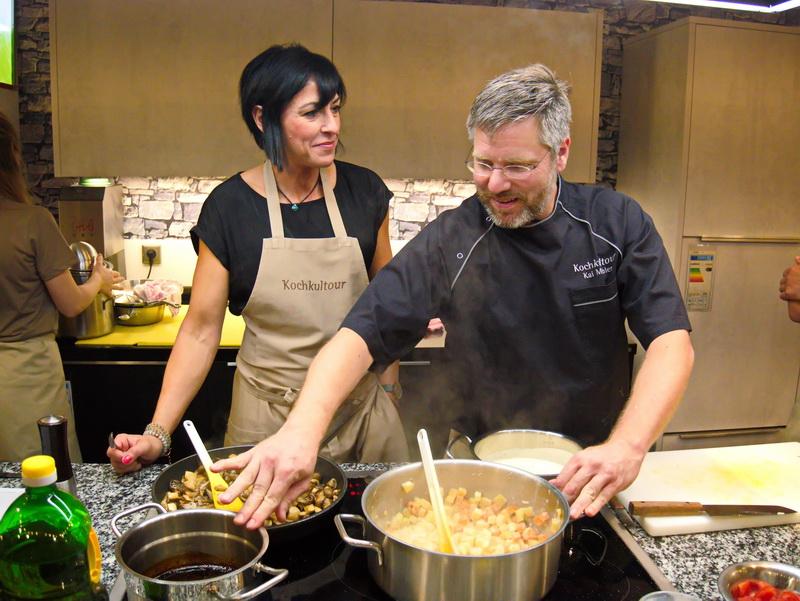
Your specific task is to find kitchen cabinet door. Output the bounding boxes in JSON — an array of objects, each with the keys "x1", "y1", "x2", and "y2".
[
  {"x1": 665, "y1": 239, "x2": 800, "y2": 433},
  {"x1": 50, "y1": 0, "x2": 332, "y2": 177},
  {"x1": 683, "y1": 23, "x2": 800, "y2": 238},
  {"x1": 332, "y1": 0, "x2": 602, "y2": 182}
]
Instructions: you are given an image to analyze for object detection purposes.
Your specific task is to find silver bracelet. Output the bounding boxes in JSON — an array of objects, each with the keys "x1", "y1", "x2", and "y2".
[{"x1": 143, "y1": 423, "x2": 172, "y2": 458}]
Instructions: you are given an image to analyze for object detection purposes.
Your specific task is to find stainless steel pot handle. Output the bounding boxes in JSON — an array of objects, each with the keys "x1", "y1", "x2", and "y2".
[
  {"x1": 110, "y1": 502, "x2": 165, "y2": 538},
  {"x1": 213, "y1": 564, "x2": 289, "y2": 600},
  {"x1": 445, "y1": 429, "x2": 474, "y2": 459},
  {"x1": 334, "y1": 513, "x2": 383, "y2": 566}
]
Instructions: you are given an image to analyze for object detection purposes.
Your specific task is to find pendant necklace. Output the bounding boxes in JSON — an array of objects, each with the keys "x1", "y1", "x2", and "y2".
[{"x1": 276, "y1": 174, "x2": 321, "y2": 212}]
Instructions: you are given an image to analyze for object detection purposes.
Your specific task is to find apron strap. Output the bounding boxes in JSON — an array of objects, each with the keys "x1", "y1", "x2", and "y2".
[
  {"x1": 320, "y1": 165, "x2": 348, "y2": 239},
  {"x1": 262, "y1": 161, "x2": 347, "y2": 239},
  {"x1": 262, "y1": 161, "x2": 285, "y2": 239}
]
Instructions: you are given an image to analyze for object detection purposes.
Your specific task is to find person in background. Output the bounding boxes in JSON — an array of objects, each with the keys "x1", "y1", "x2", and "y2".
[
  {"x1": 107, "y1": 44, "x2": 408, "y2": 472},
  {"x1": 779, "y1": 256, "x2": 800, "y2": 322},
  {"x1": 211, "y1": 63, "x2": 695, "y2": 530},
  {"x1": 0, "y1": 111, "x2": 118, "y2": 462}
]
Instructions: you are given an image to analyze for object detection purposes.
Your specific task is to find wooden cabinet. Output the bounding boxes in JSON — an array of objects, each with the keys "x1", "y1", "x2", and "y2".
[
  {"x1": 617, "y1": 17, "x2": 800, "y2": 448},
  {"x1": 50, "y1": 0, "x2": 332, "y2": 177},
  {"x1": 50, "y1": 0, "x2": 601, "y2": 181},
  {"x1": 618, "y1": 18, "x2": 800, "y2": 262},
  {"x1": 332, "y1": 0, "x2": 601, "y2": 181}
]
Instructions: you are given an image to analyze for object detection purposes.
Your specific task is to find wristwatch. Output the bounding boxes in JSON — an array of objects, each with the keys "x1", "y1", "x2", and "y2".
[{"x1": 381, "y1": 382, "x2": 403, "y2": 401}]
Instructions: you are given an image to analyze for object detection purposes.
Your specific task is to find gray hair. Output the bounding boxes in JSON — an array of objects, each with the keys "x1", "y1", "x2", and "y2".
[{"x1": 466, "y1": 64, "x2": 572, "y2": 153}]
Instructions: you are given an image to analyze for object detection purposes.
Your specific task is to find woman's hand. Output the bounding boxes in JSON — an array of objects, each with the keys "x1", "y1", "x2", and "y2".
[
  {"x1": 107, "y1": 433, "x2": 162, "y2": 474},
  {"x1": 211, "y1": 427, "x2": 319, "y2": 530},
  {"x1": 92, "y1": 254, "x2": 122, "y2": 297},
  {"x1": 779, "y1": 256, "x2": 800, "y2": 301}
]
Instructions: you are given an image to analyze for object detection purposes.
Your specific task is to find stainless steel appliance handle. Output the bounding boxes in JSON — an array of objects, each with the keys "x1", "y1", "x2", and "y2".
[
  {"x1": 63, "y1": 360, "x2": 169, "y2": 366},
  {"x1": 700, "y1": 235, "x2": 800, "y2": 244},
  {"x1": 334, "y1": 514, "x2": 383, "y2": 566},
  {"x1": 214, "y1": 564, "x2": 289, "y2": 600},
  {"x1": 678, "y1": 427, "x2": 782, "y2": 439}
]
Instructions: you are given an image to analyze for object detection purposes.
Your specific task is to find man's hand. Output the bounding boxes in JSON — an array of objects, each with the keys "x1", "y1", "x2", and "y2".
[
  {"x1": 779, "y1": 256, "x2": 800, "y2": 301},
  {"x1": 550, "y1": 439, "x2": 645, "y2": 520},
  {"x1": 211, "y1": 427, "x2": 319, "y2": 530}
]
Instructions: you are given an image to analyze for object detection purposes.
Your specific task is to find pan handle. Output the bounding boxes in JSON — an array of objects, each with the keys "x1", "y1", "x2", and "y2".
[
  {"x1": 110, "y1": 502, "x2": 165, "y2": 538},
  {"x1": 334, "y1": 513, "x2": 383, "y2": 566},
  {"x1": 213, "y1": 564, "x2": 289, "y2": 600},
  {"x1": 445, "y1": 429, "x2": 474, "y2": 459}
]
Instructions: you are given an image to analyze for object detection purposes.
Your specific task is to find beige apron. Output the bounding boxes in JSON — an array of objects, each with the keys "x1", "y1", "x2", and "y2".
[
  {"x1": 224, "y1": 161, "x2": 408, "y2": 462},
  {"x1": 0, "y1": 333, "x2": 82, "y2": 463}
]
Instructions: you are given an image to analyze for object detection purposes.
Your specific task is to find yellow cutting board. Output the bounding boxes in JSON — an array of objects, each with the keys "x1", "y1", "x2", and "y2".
[
  {"x1": 615, "y1": 442, "x2": 800, "y2": 536},
  {"x1": 76, "y1": 306, "x2": 245, "y2": 347}
]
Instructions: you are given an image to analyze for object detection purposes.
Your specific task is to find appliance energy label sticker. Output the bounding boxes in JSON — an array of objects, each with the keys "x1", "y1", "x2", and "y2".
[{"x1": 686, "y1": 246, "x2": 716, "y2": 311}]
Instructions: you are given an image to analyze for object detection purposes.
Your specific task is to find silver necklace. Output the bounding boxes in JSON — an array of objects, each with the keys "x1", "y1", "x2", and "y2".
[{"x1": 276, "y1": 175, "x2": 320, "y2": 211}]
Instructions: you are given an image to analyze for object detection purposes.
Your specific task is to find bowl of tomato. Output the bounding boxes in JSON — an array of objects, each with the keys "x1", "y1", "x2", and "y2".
[{"x1": 719, "y1": 561, "x2": 800, "y2": 601}]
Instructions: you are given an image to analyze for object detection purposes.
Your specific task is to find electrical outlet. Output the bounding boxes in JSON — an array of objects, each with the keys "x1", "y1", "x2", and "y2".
[{"x1": 141, "y1": 245, "x2": 161, "y2": 265}]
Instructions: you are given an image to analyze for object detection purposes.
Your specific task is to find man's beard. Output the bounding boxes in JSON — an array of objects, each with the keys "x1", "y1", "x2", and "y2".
[{"x1": 477, "y1": 172, "x2": 556, "y2": 229}]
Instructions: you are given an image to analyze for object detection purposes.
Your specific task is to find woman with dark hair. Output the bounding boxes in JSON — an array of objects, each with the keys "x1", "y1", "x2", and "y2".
[
  {"x1": 108, "y1": 44, "x2": 408, "y2": 472},
  {"x1": 0, "y1": 111, "x2": 117, "y2": 461}
]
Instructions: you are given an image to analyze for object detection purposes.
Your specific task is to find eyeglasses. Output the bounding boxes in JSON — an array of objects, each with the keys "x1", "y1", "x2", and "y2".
[{"x1": 465, "y1": 155, "x2": 550, "y2": 181}]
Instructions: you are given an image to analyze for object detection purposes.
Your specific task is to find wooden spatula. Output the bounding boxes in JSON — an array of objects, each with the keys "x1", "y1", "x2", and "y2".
[
  {"x1": 417, "y1": 428, "x2": 454, "y2": 554},
  {"x1": 183, "y1": 420, "x2": 243, "y2": 512}
]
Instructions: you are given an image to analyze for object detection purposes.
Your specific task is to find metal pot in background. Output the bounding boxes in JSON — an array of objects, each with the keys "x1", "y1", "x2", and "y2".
[
  {"x1": 446, "y1": 429, "x2": 583, "y2": 479},
  {"x1": 114, "y1": 301, "x2": 165, "y2": 326},
  {"x1": 335, "y1": 459, "x2": 569, "y2": 601},
  {"x1": 111, "y1": 503, "x2": 288, "y2": 600},
  {"x1": 57, "y1": 242, "x2": 115, "y2": 339}
]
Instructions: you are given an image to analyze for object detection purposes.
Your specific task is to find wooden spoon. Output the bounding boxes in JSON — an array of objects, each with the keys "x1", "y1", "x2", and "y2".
[
  {"x1": 417, "y1": 428, "x2": 454, "y2": 553},
  {"x1": 183, "y1": 420, "x2": 243, "y2": 512}
]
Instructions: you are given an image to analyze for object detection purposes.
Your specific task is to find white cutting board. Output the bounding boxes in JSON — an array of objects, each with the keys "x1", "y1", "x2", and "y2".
[
  {"x1": 0, "y1": 488, "x2": 24, "y2": 518},
  {"x1": 615, "y1": 442, "x2": 800, "y2": 536}
]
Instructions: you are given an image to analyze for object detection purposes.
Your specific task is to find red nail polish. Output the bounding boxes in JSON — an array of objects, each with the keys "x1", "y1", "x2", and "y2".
[{"x1": 122, "y1": 455, "x2": 132, "y2": 465}]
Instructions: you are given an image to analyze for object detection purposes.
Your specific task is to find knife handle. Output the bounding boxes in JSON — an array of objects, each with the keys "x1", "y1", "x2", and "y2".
[{"x1": 628, "y1": 501, "x2": 704, "y2": 516}]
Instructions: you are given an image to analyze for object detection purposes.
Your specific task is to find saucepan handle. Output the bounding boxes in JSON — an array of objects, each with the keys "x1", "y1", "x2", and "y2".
[
  {"x1": 445, "y1": 429, "x2": 474, "y2": 459},
  {"x1": 110, "y1": 502, "x2": 165, "y2": 538},
  {"x1": 213, "y1": 564, "x2": 289, "y2": 600},
  {"x1": 334, "y1": 513, "x2": 383, "y2": 566}
]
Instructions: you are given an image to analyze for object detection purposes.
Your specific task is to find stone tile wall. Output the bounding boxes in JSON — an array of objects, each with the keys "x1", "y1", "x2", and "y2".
[{"x1": 16, "y1": 0, "x2": 800, "y2": 240}]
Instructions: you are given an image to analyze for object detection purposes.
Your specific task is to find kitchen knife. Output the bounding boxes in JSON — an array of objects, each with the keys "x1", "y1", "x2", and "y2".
[{"x1": 628, "y1": 501, "x2": 797, "y2": 517}]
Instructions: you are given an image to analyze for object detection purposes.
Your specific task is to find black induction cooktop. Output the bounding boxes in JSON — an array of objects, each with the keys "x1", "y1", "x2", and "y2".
[
  {"x1": 115, "y1": 476, "x2": 660, "y2": 600},
  {"x1": 258, "y1": 477, "x2": 660, "y2": 601}
]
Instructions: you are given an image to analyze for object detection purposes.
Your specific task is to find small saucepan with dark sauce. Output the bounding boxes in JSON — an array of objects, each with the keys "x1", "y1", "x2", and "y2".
[{"x1": 111, "y1": 503, "x2": 288, "y2": 599}]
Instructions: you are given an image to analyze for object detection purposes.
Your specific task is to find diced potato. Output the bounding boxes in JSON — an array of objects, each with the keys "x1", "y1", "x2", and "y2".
[{"x1": 401, "y1": 480, "x2": 415, "y2": 494}]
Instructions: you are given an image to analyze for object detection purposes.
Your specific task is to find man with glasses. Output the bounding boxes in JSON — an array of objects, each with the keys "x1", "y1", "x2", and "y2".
[{"x1": 213, "y1": 64, "x2": 694, "y2": 528}]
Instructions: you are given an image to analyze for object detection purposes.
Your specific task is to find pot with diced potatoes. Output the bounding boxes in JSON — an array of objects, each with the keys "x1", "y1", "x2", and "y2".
[{"x1": 334, "y1": 459, "x2": 569, "y2": 601}]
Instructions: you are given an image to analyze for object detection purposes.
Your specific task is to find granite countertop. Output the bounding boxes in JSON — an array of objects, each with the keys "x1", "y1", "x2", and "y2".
[{"x1": 1, "y1": 461, "x2": 798, "y2": 599}]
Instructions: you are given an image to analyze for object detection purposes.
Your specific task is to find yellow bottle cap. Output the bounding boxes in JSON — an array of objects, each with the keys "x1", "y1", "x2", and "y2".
[{"x1": 21, "y1": 455, "x2": 58, "y2": 486}]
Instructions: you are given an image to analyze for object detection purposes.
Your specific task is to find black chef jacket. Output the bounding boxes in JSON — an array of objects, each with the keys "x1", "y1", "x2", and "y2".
[{"x1": 341, "y1": 178, "x2": 691, "y2": 446}]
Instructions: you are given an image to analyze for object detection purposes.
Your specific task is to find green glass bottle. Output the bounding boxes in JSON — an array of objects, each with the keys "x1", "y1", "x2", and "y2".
[{"x1": 0, "y1": 455, "x2": 105, "y2": 600}]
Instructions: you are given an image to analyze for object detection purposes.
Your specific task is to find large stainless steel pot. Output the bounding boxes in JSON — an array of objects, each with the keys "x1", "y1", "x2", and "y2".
[
  {"x1": 335, "y1": 459, "x2": 569, "y2": 601},
  {"x1": 57, "y1": 282, "x2": 114, "y2": 338},
  {"x1": 447, "y1": 429, "x2": 583, "y2": 478},
  {"x1": 111, "y1": 503, "x2": 288, "y2": 600},
  {"x1": 57, "y1": 241, "x2": 115, "y2": 339}
]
